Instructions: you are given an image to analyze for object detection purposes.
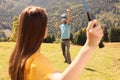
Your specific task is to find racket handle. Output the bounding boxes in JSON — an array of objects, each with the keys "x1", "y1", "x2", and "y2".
[
  {"x1": 99, "y1": 40, "x2": 104, "y2": 48},
  {"x1": 87, "y1": 12, "x2": 92, "y2": 21},
  {"x1": 87, "y1": 12, "x2": 104, "y2": 48}
]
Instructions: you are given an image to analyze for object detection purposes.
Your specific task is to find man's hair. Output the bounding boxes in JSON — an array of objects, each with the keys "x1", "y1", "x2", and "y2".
[{"x1": 61, "y1": 18, "x2": 67, "y2": 24}]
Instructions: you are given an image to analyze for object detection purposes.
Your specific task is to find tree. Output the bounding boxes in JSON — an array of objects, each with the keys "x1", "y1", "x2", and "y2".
[
  {"x1": 43, "y1": 34, "x2": 56, "y2": 43},
  {"x1": 9, "y1": 16, "x2": 19, "y2": 42},
  {"x1": 103, "y1": 27, "x2": 109, "y2": 42},
  {"x1": 108, "y1": 27, "x2": 120, "y2": 42},
  {"x1": 73, "y1": 28, "x2": 86, "y2": 45},
  {"x1": 70, "y1": 32, "x2": 73, "y2": 43}
]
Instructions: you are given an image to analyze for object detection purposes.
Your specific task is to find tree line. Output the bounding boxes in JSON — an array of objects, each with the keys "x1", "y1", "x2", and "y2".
[{"x1": 1, "y1": 16, "x2": 120, "y2": 45}]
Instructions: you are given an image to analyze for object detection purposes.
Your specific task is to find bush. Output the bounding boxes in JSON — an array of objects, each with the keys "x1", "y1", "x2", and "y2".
[
  {"x1": 73, "y1": 28, "x2": 86, "y2": 45},
  {"x1": 108, "y1": 27, "x2": 120, "y2": 42},
  {"x1": 70, "y1": 33, "x2": 74, "y2": 44},
  {"x1": 103, "y1": 27, "x2": 109, "y2": 42},
  {"x1": 54, "y1": 39, "x2": 61, "y2": 44},
  {"x1": 0, "y1": 38, "x2": 9, "y2": 42},
  {"x1": 43, "y1": 34, "x2": 56, "y2": 43}
]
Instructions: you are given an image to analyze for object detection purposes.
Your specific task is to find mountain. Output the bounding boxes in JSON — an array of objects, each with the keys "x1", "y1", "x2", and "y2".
[{"x1": 0, "y1": 0, "x2": 120, "y2": 39}]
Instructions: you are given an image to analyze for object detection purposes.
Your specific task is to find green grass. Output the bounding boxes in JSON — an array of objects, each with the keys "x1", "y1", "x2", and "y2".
[{"x1": 0, "y1": 42, "x2": 120, "y2": 80}]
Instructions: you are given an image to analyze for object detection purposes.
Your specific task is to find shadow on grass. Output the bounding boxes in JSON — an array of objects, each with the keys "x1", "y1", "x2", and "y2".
[
  {"x1": 85, "y1": 67, "x2": 97, "y2": 72},
  {"x1": 85, "y1": 67, "x2": 111, "y2": 76}
]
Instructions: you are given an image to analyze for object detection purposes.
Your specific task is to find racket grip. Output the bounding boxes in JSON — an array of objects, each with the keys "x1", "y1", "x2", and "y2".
[
  {"x1": 99, "y1": 40, "x2": 104, "y2": 48},
  {"x1": 87, "y1": 12, "x2": 104, "y2": 48}
]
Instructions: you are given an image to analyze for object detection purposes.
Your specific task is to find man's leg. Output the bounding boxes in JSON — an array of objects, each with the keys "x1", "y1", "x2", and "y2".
[
  {"x1": 66, "y1": 40, "x2": 71, "y2": 64},
  {"x1": 61, "y1": 41, "x2": 67, "y2": 63}
]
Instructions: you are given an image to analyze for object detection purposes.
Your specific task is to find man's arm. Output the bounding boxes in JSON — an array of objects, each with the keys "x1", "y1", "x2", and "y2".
[
  {"x1": 67, "y1": 9, "x2": 71, "y2": 24},
  {"x1": 55, "y1": 19, "x2": 59, "y2": 30}
]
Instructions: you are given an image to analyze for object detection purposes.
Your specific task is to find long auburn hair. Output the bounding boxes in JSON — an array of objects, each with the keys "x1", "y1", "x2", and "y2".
[{"x1": 9, "y1": 6, "x2": 48, "y2": 80}]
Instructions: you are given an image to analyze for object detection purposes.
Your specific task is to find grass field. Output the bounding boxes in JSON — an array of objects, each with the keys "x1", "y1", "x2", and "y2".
[{"x1": 0, "y1": 42, "x2": 120, "y2": 80}]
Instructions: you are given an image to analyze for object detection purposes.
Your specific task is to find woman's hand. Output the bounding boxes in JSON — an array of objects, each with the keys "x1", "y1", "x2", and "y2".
[{"x1": 86, "y1": 20, "x2": 103, "y2": 48}]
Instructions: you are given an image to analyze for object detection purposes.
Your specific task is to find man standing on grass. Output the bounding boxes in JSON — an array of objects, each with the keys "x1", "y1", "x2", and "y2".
[{"x1": 55, "y1": 9, "x2": 71, "y2": 64}]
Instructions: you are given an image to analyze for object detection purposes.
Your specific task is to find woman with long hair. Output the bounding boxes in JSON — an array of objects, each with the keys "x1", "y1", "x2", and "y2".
[{"x1": 9, "y1": 6, "x2": 103, "y2": 80}]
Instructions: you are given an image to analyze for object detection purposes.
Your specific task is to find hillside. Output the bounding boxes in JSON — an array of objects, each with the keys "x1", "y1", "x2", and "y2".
[{"x1": 0, "y1": 0, "x2": 120, "y2": 39}]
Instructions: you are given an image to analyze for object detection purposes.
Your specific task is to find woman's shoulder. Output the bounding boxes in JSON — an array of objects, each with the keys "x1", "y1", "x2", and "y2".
[
  {"x1": 24, "y1": 51, "x2": 56, "y2": 80},
  {"x1": 26, "y1": 52, "x2": 47, "y2": 65},
  {"x1": 26, "y1": 51, "x2": 54, "y2": 68}
]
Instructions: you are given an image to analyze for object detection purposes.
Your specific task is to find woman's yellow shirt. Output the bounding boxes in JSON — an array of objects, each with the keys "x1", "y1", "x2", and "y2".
[{"x1": 24, "y1": 52, "x2": 56, "y2": 80}]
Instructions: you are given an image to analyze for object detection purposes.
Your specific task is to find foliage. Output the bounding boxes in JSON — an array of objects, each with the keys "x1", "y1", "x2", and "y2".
[
  {"x1": 43, "y1": 34, "x2": 56, "y2": 43},
  {"x1": 97, "y1": 12, "x2": 120, "y2": 29},
  {"x1": 9, "y1": 16, "x2": 19, "y2": 42},
  {"x1": 103, "y1": 27, "x2": 109, "y2": 42},
  {"x1": 0, "y1": 0, "x2": 120, "y2": 42},
  {"x1": 0, "y1": 38, "x2": 8, "y2": 42},
  {"x1": 108, "y1": 27, "x2": 120, "y2": 42},
  {"x1": 0, "y1": 0, "x2": 120, "y2": 35},
  {"x1": 73, "y1": 27, "x2": 86, "y2": 45},
  {"x1": 70, "y1": 33, "x2": 74, "y2": 43}
]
